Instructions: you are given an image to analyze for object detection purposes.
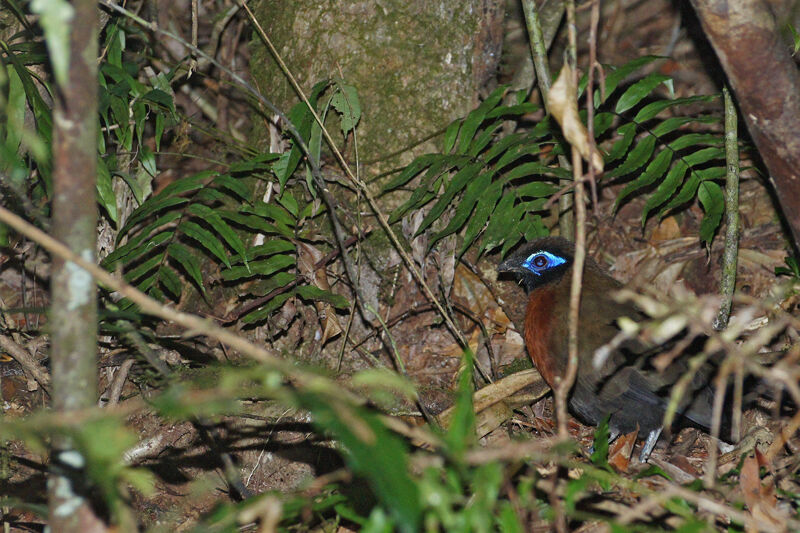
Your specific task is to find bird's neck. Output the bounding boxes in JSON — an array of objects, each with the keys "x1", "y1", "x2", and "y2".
[{"x1": 524, "y1": 285, "x2": 562, "y2": 388}]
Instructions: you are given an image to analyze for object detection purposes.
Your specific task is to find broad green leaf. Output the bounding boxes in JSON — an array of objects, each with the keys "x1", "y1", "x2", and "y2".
[
  {"x1": 594, "y1": 55, "x2": 661, "y2": 106},
  {"x1": 298, "y1": 393, "x2": 421, "y2": 533},
  {"x1": 381, "y1": 154, "x2": 445, "y2": 192},
  {"x1": 485, "y1": 102, "x2": 539, "y2": 119},
  {"x1": 661, "y1": 166, "x2": 725, "y2": 213},
  {"x1": 242, "y1": 292, "x2": 293, "y2": 324},
  {"x1": 104, "y1": 213, "x2": 180, "y2": 266},
  {"x1": 616, "y1": 73, "x2": 673, "y2": 114},
  {"x1": 641, "y1": 160, "x2": 688, "y2": 223},
  {"x1": 330, "y1": 81, "x2": 361, "y2": 134},
  {"x1": 296, "y1": 285, "x2": 349, "y2": 308},
  {"x1": 605, "y1": 135, "x2": 656, "y2": 179},
  {"x1": 233, "y1": 240, "x2": 295, "y2": 264},
  {"x1": 388, "y1": 158, "x2": 453, "y2": 223},
  {"x1": 120, "y1": 195, "x2": 187, "y2": 239},
  {"x1": 155, "y1": 170, "x2": 215, "y2": 198},
  {"x1": 650, "y1": 115, "x2": 718, "y2": 137},
  {"x1": 428, "y1": 170, "x2": 492, "y2": 249},
  {"x1": 615, "y1": 148, "x2": 672, "y2": 209},
  {"x1": 605, "y1": 122, "x2": 636, "y2": 163},
  {"x1": 442, "y1": 119, "x2": 461, "y2": 153},
  {"x1": 667, "y1": 133, "x2": 724, "y2": 151},
  {"x1": 468, "y1": 119, "x2": 503, "y2": 157},
  {"x1": 481, "y1": 193, "x2": 520, "y2": 253},
  {"x1": 278, "y1": 192, "x2": 299, "y2": 217},
  {"x1": 633, "y1": 95, "x2": 716, "y2": 123}
]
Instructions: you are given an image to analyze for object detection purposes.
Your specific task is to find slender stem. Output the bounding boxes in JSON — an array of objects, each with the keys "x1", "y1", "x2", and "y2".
[
  {"x1": 520, "y1": 0, "x2": 573, "y2": 238},
  {"x1": 714, "y1": 86, "x2": 740, "y2": 330}
]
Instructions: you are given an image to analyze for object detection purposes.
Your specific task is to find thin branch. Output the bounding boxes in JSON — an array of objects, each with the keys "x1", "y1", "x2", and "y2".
[{"x1": 713, "y1": 86, "x2": 740, "y2": 330}]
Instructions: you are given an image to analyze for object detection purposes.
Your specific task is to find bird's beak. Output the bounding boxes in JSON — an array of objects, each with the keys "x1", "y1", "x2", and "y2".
[{"x1": 497, "y1": 258, "x2": 523, "y2": 274}]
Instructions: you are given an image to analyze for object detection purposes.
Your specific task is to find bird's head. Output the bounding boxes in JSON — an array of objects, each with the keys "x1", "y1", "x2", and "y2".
[{"x1": 497, "y1": 237, "x2": 574, "y2": 293}]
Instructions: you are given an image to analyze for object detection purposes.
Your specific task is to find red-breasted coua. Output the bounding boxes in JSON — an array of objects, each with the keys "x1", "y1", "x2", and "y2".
[{"x1": 498, "y1": 236, "x2": 722, "y2": 461}]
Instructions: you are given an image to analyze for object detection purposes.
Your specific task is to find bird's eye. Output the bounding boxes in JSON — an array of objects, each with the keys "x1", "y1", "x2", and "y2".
[{"x1": 523, "y1": 250, "x2": 567, "y2": 275}]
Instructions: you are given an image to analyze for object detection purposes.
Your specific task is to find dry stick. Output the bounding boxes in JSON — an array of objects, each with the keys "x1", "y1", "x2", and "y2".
[
  {"x1": 704, "y1": 358, "x2": 733, "y2": 488},
  {"x1": 520, "y1": 0, "x2": 573, "y2": 238},
  {"x1": 714, "y1": 86, "x2": 740, "y2": 331},
  {"x1": 0, "y1": 333, "x2": 50, "y2": 390},
  {"x1": 238, "y1": 2, "x2": 469, "y2": 351}
]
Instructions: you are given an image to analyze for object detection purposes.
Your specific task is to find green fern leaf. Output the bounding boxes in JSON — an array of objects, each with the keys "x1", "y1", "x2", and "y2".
[
  {"x1": 178, "y1": 220, "x2": 231, "y2": 268},
  {"x1": 166, "y1": 242, "x2": 206, "y2": 296},
  {"x1": 698, "y1": 181, "x2": 724, "y2": 243},
  {"x1": 615, "y1": 73, "x2": 672, "y2": 114}
]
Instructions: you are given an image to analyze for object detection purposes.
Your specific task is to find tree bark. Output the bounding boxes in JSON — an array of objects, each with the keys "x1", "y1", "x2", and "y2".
[
  {"x1": 691, "y1": 0, "x2": 800, "y2": 251},
  {"x1": 47, "y1": 0, "x2": 105, "y2": 530}
]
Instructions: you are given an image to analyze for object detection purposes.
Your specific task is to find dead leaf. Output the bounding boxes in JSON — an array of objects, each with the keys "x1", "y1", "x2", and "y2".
[
  {"x1": 739, "y1": 453, "x2": 786, "y2": 532},
  {"x1": 296, "y1": 241, "x2": 343, "y2": 344},
  {"x1": 548, "y1": 64, "x2": 604, "y2": 173},
  {"x1": 608, "y1": 430, "x2": 636, "y2": 472}
]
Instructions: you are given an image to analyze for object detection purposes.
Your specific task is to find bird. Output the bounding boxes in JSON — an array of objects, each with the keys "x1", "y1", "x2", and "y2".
[{"x1": 497, "y1": 236, "x2": 722, "y2": 461}]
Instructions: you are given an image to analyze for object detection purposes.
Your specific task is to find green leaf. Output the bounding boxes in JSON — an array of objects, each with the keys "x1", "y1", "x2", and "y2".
[
  {"x1": 296, "y1": 285, "x2": 349, "y2": 308},
  {"x1": 187, "y1": 204, "x2": 247, "y2": 267},
  {"x1": 222, "y1": 254, "x2": 294, "y2": 281},
  {"x1": 615, "y1": 73, "x2": 673, "y2": 114},
  {"x1": 460, "y1": 180, "x2": 503, "y2": 256},
  {"x1": 661, "y1": 166, "x2": 725, "y2": 214},
  {"x1": 590, "y1": 415, "x2": 611, "y2": 469},
  {"x1": 178, "y1": 220, "x2": 231, "y2": 268},
  {"x1": 241, "y1": 292, "x2": 294, "y2": 323},
  {"x1": 605, "y1": 135, "x2": 656, "y2": 179},
  {"x1": 96, "y1": 159, "x2": 118, "y2": 225},
  {"x1": 29, "y1": 0, "x2": 74, "y2": 88},
  {"x1": 298, "y1": 393, "x2": 421, "y2": 533},
  {"x1": 211, "y1": 174, "x2": 249, "y2": 201},
  {"x1": 330, "y1": 80, "x2": 361, "y2": 134},
  {"x1": 605, "y1": 123, "x2": 636, "y2": 164},
  {"x1": 123, "y1": 252, "x2": 163, "y2": 284},
  {"x1": 166, "y1": 242, "x2": 206, "y2": 296},
  {"x1": 698, "y1": 181, "x2": 724, "y2": 243},
  {"x1": 595, "y1": 55, "x2": 661, "y2": 106},
  {"x1": 641, "y1": 160, "x2": 688, "y2": 223},
  {"x1": 158, "y1": 265, "x2": 183, "y2": 299},
  {"x1": 428, "y1": 171, "x2": 492, "y2": 249},
  {"x1": 416, "y1": 162, "x2": 482, "y2": 236},
  {"x1": 456, "y1": 85, "x2": 506, "y2": 154},
  {"x1": 388, "y1": 158, "x2": 453, "y2": 223},
  {"x1": 233, "y1": 240, "x2": 295, "y2": 264},
  {"x1": 442, "y1": 119, "x2": 461, "y2": 153},
  {"x1": 615, "y1": 148, "x2": 672, "y2": 209},
  {"x1": 633, "y1": 95, "x2": 716, "y2": 123}
]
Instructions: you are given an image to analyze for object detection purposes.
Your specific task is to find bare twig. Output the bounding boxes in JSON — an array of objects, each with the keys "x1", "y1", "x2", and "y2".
[
  {"x1": 713, "y1": 86, "x2": 740, "y2": 330},
  {"x1": 0, "y1": 333, "x2": 50, "y2": 391}
]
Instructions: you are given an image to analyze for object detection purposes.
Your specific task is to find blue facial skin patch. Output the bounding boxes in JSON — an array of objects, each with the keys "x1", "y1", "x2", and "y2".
[{"x1": 522, "y1": 250, "x2": 567, "y2": 276}]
